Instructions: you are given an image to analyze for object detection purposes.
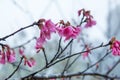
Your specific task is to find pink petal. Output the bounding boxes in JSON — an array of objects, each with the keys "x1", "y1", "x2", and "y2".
[
  {"x1": 19, "y1": 48, "x2": 24, "y2": 56},
  {"x1": 0, "y1": 53, "x2": 6, "y2": 64},
  {"x1": 8, "y1": 54, "x2": 16, "y2": 63}
]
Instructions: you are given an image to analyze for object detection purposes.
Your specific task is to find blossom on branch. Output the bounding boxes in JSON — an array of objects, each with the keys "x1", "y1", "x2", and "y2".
[
  {"x1": 85, "y1": 18, "x2": 96, "y2": 28},
  {"x1": 0, "y1": 51, "x2": 6, "y2": 64},
  {"x1": 19, "y1": 48, "x2": 24, "y2": 56},
  {"x1": 57, "y1": 21, "x2": 81, "y2": 41},
  {"x1": 83, "y1": 45, "x2": 90, "y2": 59},
  {"x1": 35, "y1": 19, "x2": 56, "y2": 52},
  {"x1": 0, "y1": 45, "x2": 16, "y2": 64},
  {"x1": 57, "y1": 26, "x2": 81, "y2": 41},
  {"x1": 24, "y1": 57, "x2": 36, "y2": 67},
  {"x1": 6, "y1": 50, "x2": 16, "y2": 63},
  {"x1": 78, "y1": 9, "x2": 96, "y2": 28},
  {"x1": 110, "y1": 37, "x2": 120, "y2": 56}
]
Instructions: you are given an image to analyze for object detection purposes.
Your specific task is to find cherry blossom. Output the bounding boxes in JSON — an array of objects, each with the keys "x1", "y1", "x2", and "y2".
[
  {"x1": 24, "y1": 57, "x2": 36, "y2": 67},
  {"x1": 19, "y1": 48, "x2": 24, "y2": 56},
  {"x1": 78, "y1": 9, "x2": 92, "y2": 18},
  {"x1": 35, "y1": 19, "x2": 56, "y2": 52},
  {"x1": 0, "y1": 46, "x2": 16, "y2": 64},
  {"x1": 83, "y1": 45, "x2": 90, "y2": 59},
  {"x1": 110, "y1": 37, "x2": 120, "y2": 56},
  {"x1": 85, "y1": 18, "x2": 96, "y2": 28},
  {"x1": 0, "y1": 52, "x2": 6, "y2": 64},
  {"x1": 7, "y1": 50, "x2": 16, "y2": 63},
  {"x1": 57, "y1": 26, "x2": 81, "y2": 41},
  {"x1": 78, "y1": 9, "x2": 96, "y2": 28}
]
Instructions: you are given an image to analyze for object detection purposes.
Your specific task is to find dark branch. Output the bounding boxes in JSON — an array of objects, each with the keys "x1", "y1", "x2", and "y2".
[
  {"x1": 50, "y1": 37, "x2": 62, "y2": 63},
  {"x1": 106, "y1": 59, "x2": 120, "y2": 75},
  {"x1": 42, "y1": 48, "x2": 48, "y2": 67},
  {"x1": 66, "y1": 47, "x2": 85, "y2": 70},
  {"x1": 54, "y1": 39, "x2": 73, "y2": 60},
  {"x1": 81, "y1": 51, "x2": 110, "y2": 73},
  {"x1": 0, "y1": 22, "x2": 37, "y2": 41},
  {"x1": 62, "y1": 41, "x2": 73, "y2": 74},
  {"x1": 32, "y1": 72, "x2": 120, "y2": 79},
  {"x1": 5, "y1": 56, "x2": 24, "y2": 80}
]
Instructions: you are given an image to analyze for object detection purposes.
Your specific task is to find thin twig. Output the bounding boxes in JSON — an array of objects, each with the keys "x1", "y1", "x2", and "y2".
[
  {"x1": 66, "y1": 47, "x2": 85, "y2": 70},
  {"x1": 62, "y1": 41, "x2": 73, "y2": 74},
  {"x1": 79, "y1": 15, "x2": 85, "y2": 26},
  {"x1": 66, "y1": 37, "x2": 87, "y2": 70},
  {"x1": 50, "y1": 37, "x2": 62, "y2": 63},
  {"x1": 5, "y1": 56, "x2": 24, "y2": 80},
  {"x1": 21, "y1": 65, "x2": 47, "y2": 79},
  {"x1": 12, "y1": 37, "x2": 37, "y2": 49},
  {"x1": 0, "y1": 22, "x2": 37, "y2": 41},
  {"x1": 55, "y1": 39, "x2": 73, "y2": 60},
  {"x1": 106, "y1": 59, "x2": 120, "y2": 75},
  {"x1": 81, "y1": 51, "x2": 111, "y2": 73},
  {"x1": 42, "y1": 48, "x2": 48, "y2": 67}
]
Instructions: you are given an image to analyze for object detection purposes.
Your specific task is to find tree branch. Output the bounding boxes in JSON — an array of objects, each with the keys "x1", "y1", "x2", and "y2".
[
  {"x1": 0, "y1": 22, "x2": 37, "y2": 41},
  {"x1": 5, "y1": 56, "x2": 24, "y2": 80},
  {"x1": 42, "y1": 48, "x2": 48, "y2": 67},
  {"x1": 106, "y1": 59, "x2": 120, "y2": 75},
  {"x1": 32, "y1": 72, "x2": 120, "y2": 79}
]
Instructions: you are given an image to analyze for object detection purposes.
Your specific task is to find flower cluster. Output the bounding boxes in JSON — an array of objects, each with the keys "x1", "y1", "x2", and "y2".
[
  {"x1": 35, "y1": 19, "x2": 56, "y2": 52},
  {"x1": 110, "y1": 37, "x2": 120, "y2": 56},
  {"x1": 0, "y1": 45, "x2": 16, "y2": 64},
  {"x1": 35, "y1": 19, "x2": 82, "y2": 52},
  {"x1": 24, "y1": 57, "x2": 36, "y2": 67},
  {"x1": 78, "y1": 9, "x2": 96, "y2": 28},
  {"x1": 0, "y1": 45, "x2": 36, "y2": 67},
  {"x1": 56, "y1": 20, "x2": 81, "y2": 41},
  {"x1": 35, "y1": 9, "x2": 96, "y2": 52}
]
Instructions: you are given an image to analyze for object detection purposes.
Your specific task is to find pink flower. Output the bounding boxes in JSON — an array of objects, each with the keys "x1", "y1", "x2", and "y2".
[
  {"x1": 19, "y1": 48, "x2": 24, "y2": 56},
  {"x1": 24, "y1": 59, "x2": 32, "y2": 67},
  {"x1": 78, "y1": 9, "x2": 92, "y2": 17},
  {"x1": 78, "y1": 9, "x2": 96, "y2": 28},
  {"x1": 35, "y1": 36, "x2": 45, "y2": 53},
  {"x1": 78, "y1": 9, "x2": 83, "y2": 16},
  {"x1": 0, "y1": 45, "x2": 16, "y2": 64},
  {"x1": 57, "y1": 26, "x2": 81, "y2": 41},
  {"x1": 110, "y1": 37, "x2": 120, "y2": 56},
  {"x1": 6, "y1": 49, "x2": 16, "y2": 63},
  {"x1": 82, "y1": 45, "x2": 90, "y2": 59},
  {"x1": 29, "y1": 58, "x2": 36, "y2": 66},
  {"x1": 45, "y1": 20, "x2": 56, "y2": 33},
  {"x1": 35, "y1": 19, "x2": 56, "y2": 51},
  {"x1": 40, "y1": 19, "x2": 56, "y2": 40},
  {"x1": 83, "y1": 52, "x2": 89, "y2": 59},
  {"x1": 0, "y1": 52, "x2": 6, "y2": 64},
  {"x1": 7, "y1": 53, "x2": 16, "y2": 63},
  {"x1": 24, "y1": 57, "x2": 36, "y2": 67},
  {"x1": 85, "y1": 18, "x2": 96, "y2": 28}
]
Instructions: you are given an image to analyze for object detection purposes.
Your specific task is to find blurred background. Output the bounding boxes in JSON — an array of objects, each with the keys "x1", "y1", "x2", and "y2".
[{"x1": 0, "y1": 0, "x2": 120, "y2": 80}]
